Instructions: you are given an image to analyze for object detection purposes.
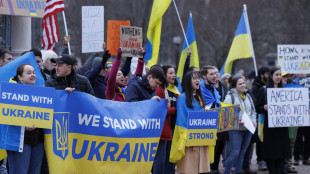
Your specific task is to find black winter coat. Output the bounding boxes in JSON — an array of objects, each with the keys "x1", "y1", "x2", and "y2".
[
  {"x1": 255, "y1": 87, "x2": 290, "y2": 160},
  {"x1": 45, "y1": 69, "x2": 94, "y2": 95}
]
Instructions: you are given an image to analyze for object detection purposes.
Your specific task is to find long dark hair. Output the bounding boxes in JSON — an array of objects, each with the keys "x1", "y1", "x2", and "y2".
[
  {"x1": 161, "y1": 65, "x2": 178, "y2": 87},
  {"x1": 182, "y1": 71, "x2": 205, "y2": 108},
  {"x1": 266, "y1": 67, "x2": 283, "y2": 88}
]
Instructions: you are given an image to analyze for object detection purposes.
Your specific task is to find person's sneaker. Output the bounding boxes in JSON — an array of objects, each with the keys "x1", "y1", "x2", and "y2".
[
  {"x1": 258, "y1": 161, "x2": 267, "y2": 171},
  {"x1": 286, "y1": 166, "x2": 298, "y2": 173},
  {"x1": 303, "y1": 159, "x2": 310, "y2": 165},
  {"x1": 293, "y1": 159, "x2": 300, "y2": 165}
]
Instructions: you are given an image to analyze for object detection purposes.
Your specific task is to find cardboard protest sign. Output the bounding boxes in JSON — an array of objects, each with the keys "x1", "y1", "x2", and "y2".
[
  {"x1": 120, "y1": 26, "x2": 143, "y2": 58},
  {"x1": 267, "y1": 88, "x2": 310, "y2": 127},
  {"x1": 0, "y1": 82, "x2": 55, "y2": 129},
  {"x1": 0, "y1": 0, "x2": 45, "y2": 18},
  {"x1": 107, "y1": 20, "x2": 130, "y2": 55},
  {"x1": 210, "y1": 105, "x2": 240, "y2": 132},
  {"x1": 277, "y1": 45, "x2": 310, "y2": 74},
  {"x1": 186, "y1": 111, "x2": 218, "y2": 146},
  {"x1": 82, "y1": 6, "x2": 104, "y2": 53}
]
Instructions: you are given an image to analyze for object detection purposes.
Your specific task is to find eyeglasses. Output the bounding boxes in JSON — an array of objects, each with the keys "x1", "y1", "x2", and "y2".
[{"x1": 192, "y1": 76, "x2": 200, "y2": 81}]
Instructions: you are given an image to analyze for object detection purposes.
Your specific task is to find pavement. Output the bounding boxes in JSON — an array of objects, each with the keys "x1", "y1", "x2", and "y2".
[
  {"x1": 217, "y1": 151, "x2": 310, "y2": 174},
  {"x1": 218, "y1": 161, "x2": 310, "y2": 174}
]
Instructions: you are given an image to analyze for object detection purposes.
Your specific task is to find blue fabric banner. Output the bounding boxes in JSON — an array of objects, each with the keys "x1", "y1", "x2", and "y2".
[{"x1": 44, "y1": 90, "x2": 168, "y2": 174}]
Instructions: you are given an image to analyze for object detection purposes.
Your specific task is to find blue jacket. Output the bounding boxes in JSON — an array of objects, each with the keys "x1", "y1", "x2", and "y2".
[
  {"x1": 125, "y1": 75, "x2": 156, "y2": 102},
  {"x1": 84, "y1": 64, "x2": 107, "y2": 99}
]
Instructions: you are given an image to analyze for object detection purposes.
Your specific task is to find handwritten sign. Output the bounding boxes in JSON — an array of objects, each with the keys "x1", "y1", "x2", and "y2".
[
  {"x1": 82, "y1": 6, "x2": 104, "y2": 53},
  {"x1": 210, "y1": 105, "x2": 240, "y2": 132},
  {"x1": 107, "y1": 20, "x2": 130, "y2": 56},
  {"x1": 267, "y1": 88, "x2": 310, "y2": 127},
  {"x1": 120, "y1": 26, "x2": 143, "y2": 58},
  {"x1": 277, "y1": 45, "x2": 310, "y2": 74},
  {"x1": 186, "y1": 111, "x2": 218, "y2": 146},
  {"x1": 300, "y1": 77, "x2": 310, "y2": 88},
  {"x1": 0, "y1": 82, "x2": 55, "y2": 129}
]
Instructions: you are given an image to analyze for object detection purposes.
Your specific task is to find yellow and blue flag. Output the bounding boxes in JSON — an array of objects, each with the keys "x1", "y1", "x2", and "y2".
[
  {"x1": 176, "y1": 12, "x2": 199, "y2": 82},
  {"x1": 145, "y1": 0, "x2": 171, "y2": 69},
  {"x1": 170, "y1": 93, "x2": 215, "y2": 163},
  {"x1": 220, "y1": 10, "x2": 252, "y2": 75}
]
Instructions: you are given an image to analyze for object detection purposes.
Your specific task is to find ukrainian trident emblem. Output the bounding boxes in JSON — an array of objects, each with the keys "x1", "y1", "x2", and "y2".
[{"x1": 53, "y1": 113, "x2": 69, "y2": 160}]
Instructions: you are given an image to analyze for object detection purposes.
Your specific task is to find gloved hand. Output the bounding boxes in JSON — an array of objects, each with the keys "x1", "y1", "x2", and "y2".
[
  {"x1": 139, "y1": 47, "x2": 146, "y2": 61},
  {"x1": 102, "y1": 50, "x2": 111, "y2": 60},
  {"x1": 102, "y1": 50, "x2": 111, "y2": 66},
  {"x1": 117, "y1": 47, "x2": 122, "y2": 59}
]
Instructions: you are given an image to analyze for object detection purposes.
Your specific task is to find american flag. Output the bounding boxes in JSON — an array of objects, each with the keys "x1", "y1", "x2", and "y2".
[{"x1": 41, "y1": 0, "x2": 65, "y2": 50}]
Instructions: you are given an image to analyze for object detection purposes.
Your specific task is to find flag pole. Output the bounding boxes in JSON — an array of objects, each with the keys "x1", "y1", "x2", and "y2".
[
  {"x1": 172, "y1": 0, "x2": 189, "y2": 48},
  {"x1": 243, "y1": 4, "x2": 257, "y2": 76},
  {"x1": 62, "y1": 11, "x2": 71, "y2": 55}
]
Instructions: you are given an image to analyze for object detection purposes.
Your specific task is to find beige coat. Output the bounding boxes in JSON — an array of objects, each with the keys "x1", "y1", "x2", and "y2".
[{"x1": 177, "y1": 146, "x2": 210, "y2": 174}]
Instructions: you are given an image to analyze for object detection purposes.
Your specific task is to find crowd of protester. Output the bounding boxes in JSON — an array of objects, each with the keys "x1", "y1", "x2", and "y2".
[{"x1": 0, "y1": 34, "x2": 310, "y2": 174}]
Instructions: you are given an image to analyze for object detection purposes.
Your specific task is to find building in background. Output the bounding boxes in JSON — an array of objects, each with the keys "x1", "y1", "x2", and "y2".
[{"x1": 0, "y1": 0, "x2": 45, "y2": 57}]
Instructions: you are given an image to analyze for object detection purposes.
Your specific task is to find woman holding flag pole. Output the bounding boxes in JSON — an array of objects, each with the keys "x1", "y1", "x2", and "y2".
[{"x1": 170, "y1": 71, "x2": 210, "y2": 173}]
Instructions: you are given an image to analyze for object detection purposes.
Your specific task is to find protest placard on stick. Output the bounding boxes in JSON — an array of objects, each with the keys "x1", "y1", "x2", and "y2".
[
  {"x1": 82, "y1": 6, "x2": 104, "y2": 53},
  {"x1": 107, "y1": 20, "x2": 130, "y2": 56},
  {"x1": 120, "y1": 26, "x2": 143, "y2": 58},
  {"x1": 267, "y1": 88, "x2": 310, "y2": 127}
]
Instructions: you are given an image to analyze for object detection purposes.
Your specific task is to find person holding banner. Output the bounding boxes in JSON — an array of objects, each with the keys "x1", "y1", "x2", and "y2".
[
  {"x1": 6, "y1": 64, "x2": 44, "y2": 174},
  {"x1": 223, "y1": 74, "x2": 257, "y2": 174},
  {"x1": 170, "y1": 71, "x2": 210, "y2": 173},
  {"x1": 45, "y1": 55, "x2": 94, "y2": 95},
  {"x1": 255, "y1": 67, "x2": 290, "y2": 174},
  {"x1": 153, "y1": 65, "x2": 179, "y2": 174}
]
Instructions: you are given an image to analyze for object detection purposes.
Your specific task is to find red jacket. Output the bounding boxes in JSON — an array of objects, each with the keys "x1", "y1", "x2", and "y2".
[
  {"x1": 156, "y1": 86, "x2": 179, "y2": 141},
  {"x1": 106, "y1": 57, "x2": 144, "y2": 101}
]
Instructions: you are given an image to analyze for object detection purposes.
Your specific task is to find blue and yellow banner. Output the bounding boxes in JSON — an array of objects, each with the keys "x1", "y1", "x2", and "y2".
[
  {"x1": 210, "y1": 105, "x2": 240, "y2": 132},
  {"x1": 186, "y1": 111, "x2": 218, "y2": 146},
  {"x1": 44, "y1": 90, "x2": 168, "y2": 174},
  {"x1": 145, "y1": 0, "x2": 171, "y2": 69},
  {"x1": 0, "y1": 52, "x2": 44, "y2": 152},
  {"x1": 220, "y1": 11, "x2": 252, "y2": 75},
  {"x1": 177, "y1": 12, "x2": 200, "y2": 82},
  {"x1": 0, "y1": 82, "x2": 55, "y2": 129}
]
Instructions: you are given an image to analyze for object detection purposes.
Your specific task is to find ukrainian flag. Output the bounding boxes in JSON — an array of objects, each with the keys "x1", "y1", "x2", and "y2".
[
  {"x1": 145, "y1": 0, "x2": 171, "y2": 69},
  {"x1": 220, "y1": 11, "x2": 252, "y2": 75},
  {"x1": 176, "y1": 12, "x2": 199, "y2": 82}
]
